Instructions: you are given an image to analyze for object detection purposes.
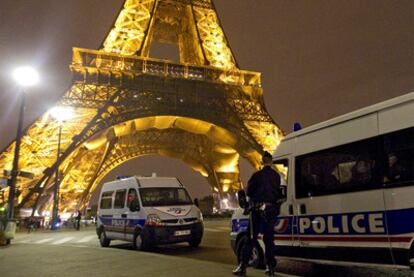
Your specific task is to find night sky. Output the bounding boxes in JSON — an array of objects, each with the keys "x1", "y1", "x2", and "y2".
[{"x1": 0, "y1": 0, "x2": 413, "y2": 199}]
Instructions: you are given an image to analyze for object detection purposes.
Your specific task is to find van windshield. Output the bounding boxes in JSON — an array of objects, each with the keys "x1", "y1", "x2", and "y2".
[{"x1": 139, "y1": 187, "x2": 193, "y2": 207}]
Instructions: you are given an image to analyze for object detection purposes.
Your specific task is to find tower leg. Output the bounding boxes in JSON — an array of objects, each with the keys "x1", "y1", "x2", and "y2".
[
  {"x1": 207, "y1": 171, "x2": 242, "y2": 211},
  {"x1": 218, "y1": 189, "x2": 239, "y2": 210}
]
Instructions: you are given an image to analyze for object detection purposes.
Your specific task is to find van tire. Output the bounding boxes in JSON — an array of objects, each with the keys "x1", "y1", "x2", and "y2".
[
  {"x1": 409, "y1": 242, "x2": 414, "y2": 269},
  {"x1": 188, "y1": 237, "x2": 202, "y2": 248},
  {"x1": 99, "y1": 229, "x2": 110, "y2": 247},
  {"x1": 134, "y1": 231, "x2": 151, "y2": 251},
  {"x1": 134, "y1": 233, "x2": 144, "y2": 250},
  {"x1": 236, "y1": 234, "x2": 265, "y2": 269}
]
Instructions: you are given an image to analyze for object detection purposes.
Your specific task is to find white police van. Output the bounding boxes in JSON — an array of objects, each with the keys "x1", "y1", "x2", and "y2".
[
  {"x1": 97, "y1": 175, "x2": 203, "y2": 250},
  {"x1": 231, "y1": 92, "x2": 414, "y2": 270}
]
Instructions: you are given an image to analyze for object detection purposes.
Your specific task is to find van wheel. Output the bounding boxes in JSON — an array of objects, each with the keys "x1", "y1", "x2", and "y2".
[
  {"x1": 188, "y1": 237, "x2": 202, "y2": 248},
  {"x1": 99, "y1": 229, "x2": 110, "y2": 247},
  {"x1": 409, "y1": 243, "x2": 414, "y2": 270},
  {"x1": 134, "y1": 231, "x2": 151, "y2": 251},
  {"x1": 134, "y1": 233, "x2": 144, "y2": 250},
  {"x1": 236, "y1": 235, "x2": 265, "y2": 269}
]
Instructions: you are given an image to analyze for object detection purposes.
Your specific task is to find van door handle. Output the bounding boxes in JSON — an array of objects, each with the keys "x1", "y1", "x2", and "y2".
[
  {"x1": 299, "y1": 204, "x2": 306, "y2": 215},
  {"x1": 121, "y1": 214, "x2": 127, "y2": 218}
]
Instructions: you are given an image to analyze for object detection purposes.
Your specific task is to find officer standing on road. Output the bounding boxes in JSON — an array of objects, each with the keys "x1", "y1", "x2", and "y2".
[
  {"x1": 233, "y1": 151, "x2": 282, "y2": 276},
  {"x1": 76, "y1": 210, "x2": 82, "y2": 231}
]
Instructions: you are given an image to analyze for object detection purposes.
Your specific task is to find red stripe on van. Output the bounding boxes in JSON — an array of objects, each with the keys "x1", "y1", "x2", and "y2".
[{"x1": 257, "y1": 235, "x2": 412, "y2": 243}]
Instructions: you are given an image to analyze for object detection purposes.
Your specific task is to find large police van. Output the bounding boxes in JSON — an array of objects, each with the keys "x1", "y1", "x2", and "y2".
[
  {"x1": 231, "y1": 92, "x2": 414, "y2": 269},
  {"x1": 97, "y1": 175, "x2": 203, "y2": 250}
]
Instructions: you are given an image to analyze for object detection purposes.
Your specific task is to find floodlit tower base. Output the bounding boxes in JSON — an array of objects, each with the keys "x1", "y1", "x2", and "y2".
[{"x1": 0, "y1": 0, "x2": 283, "y2": 212}]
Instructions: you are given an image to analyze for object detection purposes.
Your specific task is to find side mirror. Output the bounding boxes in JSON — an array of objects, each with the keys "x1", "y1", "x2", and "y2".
[
  {"x1": 129, "y1": 199, "x2": 140, "y2": 212},
  {"x1": 194, "y1": 198, "x2": 200, "y2": 208},
  {"x1": 237, "y1": 190, "x2": 247, "y2": 209}
]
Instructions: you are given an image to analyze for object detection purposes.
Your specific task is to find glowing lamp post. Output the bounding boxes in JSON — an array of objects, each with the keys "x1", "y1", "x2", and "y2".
[
  {"x1": 6, "y1": 66, "x2": 39, "y2": 220},
  {"x1": 50, "y1": 106, "x2": 74, "y2": 230}
]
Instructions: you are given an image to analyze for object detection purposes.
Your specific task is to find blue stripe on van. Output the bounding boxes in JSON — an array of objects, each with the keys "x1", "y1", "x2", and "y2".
[
  {"x1": 386, "y1": 208, "x2": 414, "y2": 235},
  {"x1": 232, "y1": 207, "x2": 414, "y2": 237},
  {"x1": 127, "y1": 219, "x2": 146, "y2": 228},
  {"x1": 99, "y1": 216, "x2": 146, "y2": 228}
]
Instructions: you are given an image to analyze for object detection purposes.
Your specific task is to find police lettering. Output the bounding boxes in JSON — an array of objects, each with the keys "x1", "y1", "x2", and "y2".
[
  {"x1": 167, "y1": 207, "x2": 184, "y2": 214},
  {"x1": 299, "y1": 213, "x2": 385, "y2": 234},
  {"x1": 112, "y1": 219, "x2": 125, "y2": 227}
]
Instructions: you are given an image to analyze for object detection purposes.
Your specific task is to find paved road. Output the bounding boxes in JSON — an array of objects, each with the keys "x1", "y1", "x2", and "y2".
[{"x1": 1, "y1": 219, "x2": 413, "y2": 277}]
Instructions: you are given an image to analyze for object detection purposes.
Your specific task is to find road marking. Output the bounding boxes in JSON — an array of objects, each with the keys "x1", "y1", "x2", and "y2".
[
  {"x1": 35, "y1": 238, "x2": 54, "y2": 244},
  {"x1": 52, "y1": 237, "x2": 74, "y2": 245},
  {"x1": 217, "y1": 227, "x2": 230, "y2": 231},
  {"x1": 204, "y1": 227, "x2": 221, "y2": 233},
  {"x1": 75, "y1": 235, "x2": 96, "y2": 243},
  {"x1": 18, "y1": 239, "x2": 31, "y2": 243}
]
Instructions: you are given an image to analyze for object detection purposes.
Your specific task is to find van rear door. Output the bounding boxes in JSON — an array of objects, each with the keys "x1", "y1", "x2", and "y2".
[
  {"x1": 112, "y1": 189, "x2": 128, "y2": 240},
  {"x1": 98, "y1": 190, "x2": 114, "y2": 233},
  {"x1": 381, "y1": 127, "x2": 414, "y2": 266}
]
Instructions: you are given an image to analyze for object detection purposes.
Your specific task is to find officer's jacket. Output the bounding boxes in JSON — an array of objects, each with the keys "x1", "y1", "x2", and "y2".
[{"x1": 246, "y1": 166, "x2": 281, "y2": 203}]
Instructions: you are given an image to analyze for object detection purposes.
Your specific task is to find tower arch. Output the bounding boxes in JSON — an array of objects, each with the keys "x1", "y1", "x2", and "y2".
[{"x1": 0, "y1": 0, "x2": 284, "y2": 213}]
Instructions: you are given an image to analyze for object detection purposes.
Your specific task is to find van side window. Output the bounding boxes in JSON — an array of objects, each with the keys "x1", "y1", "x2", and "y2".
[
  {"x1": 100, "y1": 191, "x2": 113, "y2": 209},
  {"x1": 383, "y1": 127, "x2": 414, "y2": 185},
  {"x1": 296, "y1": 137, "x2": 379, "y2": 198},
  {"x1": 114, "y1": 190, "x2": 127, "y2": 209},
  {"x1": 127, "y1": 188, "x2": 138, "y2": 208}
]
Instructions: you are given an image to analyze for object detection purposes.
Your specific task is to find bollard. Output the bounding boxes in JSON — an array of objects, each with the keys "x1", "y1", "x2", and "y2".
[
  {"x1": 0, "y1": 219, "x2": 8, "y2": 245},
  {"x1": 3, "y1": 220, "x2": 17, "y2": 245}
]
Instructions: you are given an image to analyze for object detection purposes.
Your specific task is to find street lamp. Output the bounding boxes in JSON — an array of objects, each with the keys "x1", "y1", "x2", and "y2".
[
  {"x1": 49, "y1": 106, "x2": 74, "y2": 230},
  {"x1": 7, "y1": 66, "x2": 39, "y2": 220},
  {"x1": 13, "y1": 67, "x2": 39, "y2": 87}
]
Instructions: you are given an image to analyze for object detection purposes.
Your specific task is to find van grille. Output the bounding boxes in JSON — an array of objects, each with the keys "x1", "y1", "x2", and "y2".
[
  {"x1": 162, "y1": 219, "x2": 179, "y2": 224},
  {"x1": 184, "y1": 217, "x2": 197, "y2": 222}
]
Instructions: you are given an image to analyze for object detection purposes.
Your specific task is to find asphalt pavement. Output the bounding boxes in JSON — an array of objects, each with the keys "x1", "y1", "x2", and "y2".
[
  {"x1": 0, "y1": 219, "x2": 412, "y2": 277},
  {"x1": 0, "y1": 219, "x2": 296, "y2": 277}
]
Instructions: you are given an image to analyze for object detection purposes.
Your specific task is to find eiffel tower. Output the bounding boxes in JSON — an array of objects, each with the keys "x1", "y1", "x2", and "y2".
[{"x1": 0, "y1": 0, "x2": 283, "y2": 213}]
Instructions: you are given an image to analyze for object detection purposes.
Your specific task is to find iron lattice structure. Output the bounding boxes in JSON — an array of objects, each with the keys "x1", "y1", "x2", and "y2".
[{"x1": 0, "y1": 0, "x2": 283, "y2": 213}]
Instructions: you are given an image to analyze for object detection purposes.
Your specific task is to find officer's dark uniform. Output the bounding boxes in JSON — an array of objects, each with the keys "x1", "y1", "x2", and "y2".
[{"x1": 234, "y1": 153, "x2": 281, "y2": 276}]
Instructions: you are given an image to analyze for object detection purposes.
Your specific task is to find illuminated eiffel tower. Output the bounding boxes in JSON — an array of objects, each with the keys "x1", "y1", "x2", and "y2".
[{"x1": 0, "y1": 0, "x2": 283, "y2": 213}]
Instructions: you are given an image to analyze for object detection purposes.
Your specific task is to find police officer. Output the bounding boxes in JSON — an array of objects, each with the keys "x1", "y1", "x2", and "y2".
[{"x1": 233, "y1": 151, "x2": 282, "y2": 276}]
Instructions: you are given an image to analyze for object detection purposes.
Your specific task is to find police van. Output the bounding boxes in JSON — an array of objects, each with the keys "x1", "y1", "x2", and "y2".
[
  {"x1": 97, "y1": 175, "x2": 203, "y2": 250},
  {"x1": 231, "y1": 92, "x2": 414, "y2": 269}
]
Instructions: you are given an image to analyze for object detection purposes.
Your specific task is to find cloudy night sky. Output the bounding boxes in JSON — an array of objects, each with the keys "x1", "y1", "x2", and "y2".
[{"x1": 0, "y1": 0, "x2": 413, "y2": 199}]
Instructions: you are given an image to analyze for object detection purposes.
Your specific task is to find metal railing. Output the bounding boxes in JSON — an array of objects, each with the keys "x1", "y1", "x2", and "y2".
[{"x1": 72, "y1": 48, "x2": 262, "y2": 88}]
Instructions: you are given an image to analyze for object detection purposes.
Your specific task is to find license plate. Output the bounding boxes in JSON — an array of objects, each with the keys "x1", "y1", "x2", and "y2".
[{"x1": 174, "y1": 230, "x2": 191, "y2": 236}]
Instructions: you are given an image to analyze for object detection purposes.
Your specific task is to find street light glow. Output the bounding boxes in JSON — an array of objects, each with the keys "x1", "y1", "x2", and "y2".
[
  {"x1": 12, "y1": 66, "x2": 39, "y2": 87},
  {"x1": 50, "y1": 106, "x2": 74, "y2": 122}
]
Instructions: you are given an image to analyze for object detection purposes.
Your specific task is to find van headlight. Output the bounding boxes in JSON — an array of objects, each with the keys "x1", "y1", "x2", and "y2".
[{"x1": 146, "y1": 214, "x2": 164, "y2": 227}]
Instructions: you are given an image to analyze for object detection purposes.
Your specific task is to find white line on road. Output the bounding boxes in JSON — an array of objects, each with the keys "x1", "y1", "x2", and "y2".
[
  {"x1": 75, "y1": 235, "x2": 96, "y2": 243},
  {"x1": 35, "y1": 238, "x2": 54, "y2": 244},
  {"x1": 18, "y1": 239, "x2": 31, "y2": 243},
  {"x1": 217, "y1": 227, "x2": 230, "y2": 231},
  {"x1": 52, "y1": 237, "x2": 74, "y2": 245},
  {"x1": 204, "y1": 227, "x2": 221, "y2": 233}
]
